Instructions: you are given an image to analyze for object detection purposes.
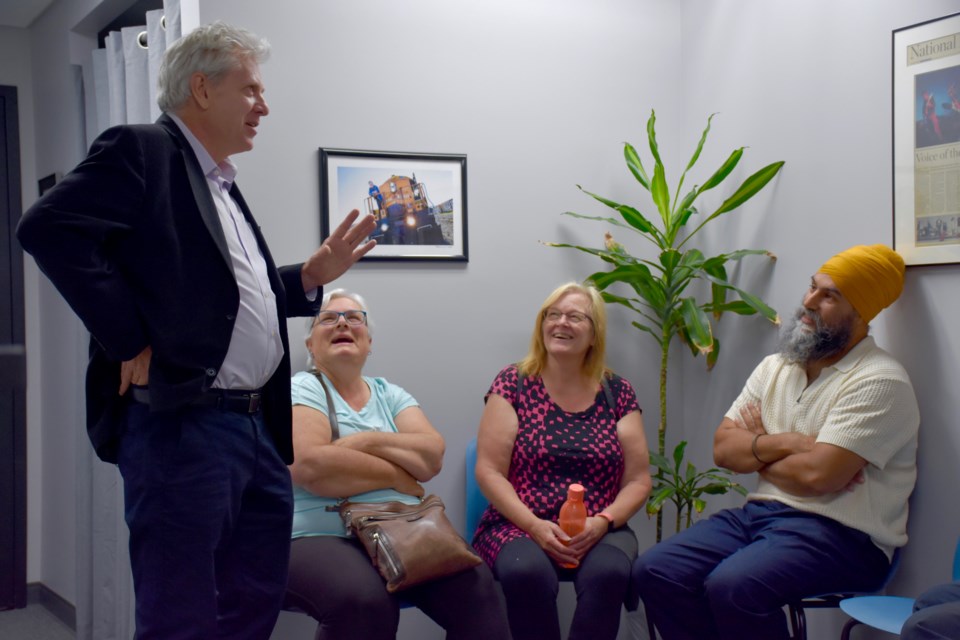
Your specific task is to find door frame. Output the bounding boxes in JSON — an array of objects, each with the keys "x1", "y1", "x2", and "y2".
[{"x1": 0, "y1": 83, "x2": 27, "y2": 611}]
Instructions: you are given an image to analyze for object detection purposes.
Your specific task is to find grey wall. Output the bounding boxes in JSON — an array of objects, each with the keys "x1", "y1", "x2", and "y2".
[
  {"x1": 674, "y1": 1, "x2": 960, "y2": 637},
  {"x1": 10, "y1": 0, "x2": 960, "y2": 639}
]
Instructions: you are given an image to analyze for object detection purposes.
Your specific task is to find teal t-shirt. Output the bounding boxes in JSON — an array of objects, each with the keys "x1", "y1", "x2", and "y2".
[{"x1": 290, "y1": 370, "x2": 420, "y2": 538}]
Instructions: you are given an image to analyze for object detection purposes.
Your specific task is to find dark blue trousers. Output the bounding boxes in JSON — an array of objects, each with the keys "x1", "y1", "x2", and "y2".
[
  {"x1": 633, "y1": 500, "x2": 889, "y2": 640},
  {"x1": 901, "y1": 582, "x2": 960, "y2": 640},
  {"x1": 118, "y1": 402, "x2": 293, "y2": 640}
]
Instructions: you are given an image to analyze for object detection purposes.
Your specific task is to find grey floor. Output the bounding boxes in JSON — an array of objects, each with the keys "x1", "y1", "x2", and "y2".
[{"x1": 0, "y1": 603, "x2": 74, "y2": 640}]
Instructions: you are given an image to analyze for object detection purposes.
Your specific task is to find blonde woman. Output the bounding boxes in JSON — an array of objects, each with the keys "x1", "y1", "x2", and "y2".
[{"x1": 474, "y1": 282, "x2": 652, "y2": 640}]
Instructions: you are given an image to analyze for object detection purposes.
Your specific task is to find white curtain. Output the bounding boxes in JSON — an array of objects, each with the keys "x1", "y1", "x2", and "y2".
[{"x1": 77, "y1": 6, "x2": 180, "y2": 639}]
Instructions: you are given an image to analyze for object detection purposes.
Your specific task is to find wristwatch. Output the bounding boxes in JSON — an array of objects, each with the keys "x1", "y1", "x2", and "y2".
[{"x1": 597, "y1": 511, "x2": 615, "y2": 529}]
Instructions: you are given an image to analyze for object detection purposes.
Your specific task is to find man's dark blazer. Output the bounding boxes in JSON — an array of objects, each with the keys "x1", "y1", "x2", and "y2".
[{"x1": 17, "y1": 113, "x2": 318, "y2": 463}]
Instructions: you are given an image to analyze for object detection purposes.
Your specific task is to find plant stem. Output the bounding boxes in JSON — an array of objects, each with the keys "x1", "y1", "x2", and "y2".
[{"x1": 657, "y1": 328, "x2": 670, "y2": 542}]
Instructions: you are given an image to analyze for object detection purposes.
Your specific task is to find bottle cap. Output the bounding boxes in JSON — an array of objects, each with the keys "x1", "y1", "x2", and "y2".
[{"x1": 568, "y1": 483, "x2": 585, "y2": 498}]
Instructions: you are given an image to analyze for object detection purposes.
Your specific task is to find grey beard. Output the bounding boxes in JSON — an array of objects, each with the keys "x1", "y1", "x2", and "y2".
[{"x1": 779, "y1": 308, "x2": 853, "y2": 364}]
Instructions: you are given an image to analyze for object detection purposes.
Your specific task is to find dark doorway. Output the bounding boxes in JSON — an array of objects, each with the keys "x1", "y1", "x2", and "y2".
[{"x1": 0, "y1": 84, "x2": 27, "y2": 611}]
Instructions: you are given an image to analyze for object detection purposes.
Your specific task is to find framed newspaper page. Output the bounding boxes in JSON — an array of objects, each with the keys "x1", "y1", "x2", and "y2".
[{"x1": 893, "y1": 12, "x2": 960, "y2": 266}]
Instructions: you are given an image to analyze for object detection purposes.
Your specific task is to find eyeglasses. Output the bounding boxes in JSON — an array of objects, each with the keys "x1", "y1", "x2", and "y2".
[
  {"x1": 315, "y1": 310, "x2": 368, "y2": 326},
  {"x1": 543, "y1": 309, "x2": 591, "y2": 325}
]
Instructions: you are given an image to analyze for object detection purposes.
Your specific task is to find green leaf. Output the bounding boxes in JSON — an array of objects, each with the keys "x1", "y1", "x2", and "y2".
[
  {"x1": 651, "y1": 160, "x2": 671, "y2": 225},
  {"x1": 693, "y1": 498, "x2": 707, "y2": 513},
  {"x1": 685, "y1": 461, "x2": 697, "y2": 482},
  {"x1": 675, "y1": 206, "x2": 697, "y2": 231},
  {"x1": 700, "y1": 482, "x2": 735, "y2": 495},
  {"x1": 679, "y1": 248, "x2": 706, "y2": 268},
  {"x1": 561, "y1": 211, "x2": 641, "y2": 235},
  {"x1": 710, "y1": 281, "x2": 728, "y2": 319},
  {"x1": 684, "y1": 112, "x2": 716, "y2": 174},
  {"x1": 672, "y1": 441, "x2": 687, "y2": 469},
  {"x1": 707, "y1": 161, "x2": 785, "y2": 220},
  {"x1": 578, "y1": 186, "x2": 625, "y2": 212},
  {"x1": 624, "y1": 143, "x2": 650, "y2": 191},
  {"x1": 701, "y1": 272, "x2": 781, "y2": 325},
  {"x1": 646, "y1": 485, "x2": 677, "y2": 513},
  {"x1": 597, "y1": 291, "x2": 642, "y2": 313},
  {"x1": 659, "y1": 249, "x2": 682, "y2": 273},
  {"x1": 734, "y1": 289, "x2": 780, "y2": 324},
  {"x1": 676, "y1": 188, "x2": 698, "y2": 217},
  {"x1": 616, "y1": 205, "x2": 659, "y2": 236},
  {"x1": 589, "y1": 263, "x2": 655, "y2": 288},
  {"x1": 631, "y1": 320, "x2": 661, "y2": 341},
  {"x1": 698, "y1": 147, "x2": 744, "y2": 194},
  {"x1": 706, "y1": 335, "x2": 720, "y2": 371},
  {"x1": 679, "y1": 298, "x2": 713, "y2": 354},
  {"x1": 646, "y1": 110, "x2": 664, "y2": 168},
  {"x1": 649, "y1": 452, "x2": 672, "y2": 471},
  {"x1": 705, "y1": 300, "x2": 757, "y2": 316}
]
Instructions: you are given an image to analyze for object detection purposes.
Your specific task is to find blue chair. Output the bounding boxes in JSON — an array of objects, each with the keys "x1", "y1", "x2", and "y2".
[
  {"x1": 465, "y1": 437, "x2": 487, "y2": 539},
  {"x1": 786, "y1": 548, "x2": 902, "y2": 640},
  {"x1": 837, "y1": 536, "x2": 960, "y2": 639}
]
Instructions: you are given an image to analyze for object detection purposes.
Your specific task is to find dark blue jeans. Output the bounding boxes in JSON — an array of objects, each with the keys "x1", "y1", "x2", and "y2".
[
  {"x1": 901, "y1": 581, "x2": 960, "y2": 640},
  {"x1": 118, "y1": 403, "x2": 293, "y2": 640},
  {"x1": 633, "y1": 500, "x2": 889, "y2": 640}
]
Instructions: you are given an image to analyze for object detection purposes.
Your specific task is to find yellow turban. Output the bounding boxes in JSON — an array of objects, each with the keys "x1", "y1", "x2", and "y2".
[{"x1": 818, "y1": 245, "x2": 905, "y2": 323}]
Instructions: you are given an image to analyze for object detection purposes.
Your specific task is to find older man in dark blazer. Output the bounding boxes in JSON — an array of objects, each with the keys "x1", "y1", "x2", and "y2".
[{"x1": 17, "y1": 22, "x2": 375, "y2": 640}]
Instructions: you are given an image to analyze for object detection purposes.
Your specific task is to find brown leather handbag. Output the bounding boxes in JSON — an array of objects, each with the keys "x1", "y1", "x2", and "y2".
[
  {"x1": 313, "y1": 372, "x2": 482, "y2": 593},
  {"x1": 338, "y1": 495, "x2": 482, "y2": 593}
]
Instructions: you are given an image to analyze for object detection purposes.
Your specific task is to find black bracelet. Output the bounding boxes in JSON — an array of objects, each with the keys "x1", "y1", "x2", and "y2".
[{"x1": 751, "y1": 433, "x2": 769, "y2": 464}]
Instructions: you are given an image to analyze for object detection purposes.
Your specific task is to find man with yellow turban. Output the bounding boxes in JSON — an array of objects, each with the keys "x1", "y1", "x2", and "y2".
[{"x1": 634, "y1": 245, "x2": 920, "y2": 640}]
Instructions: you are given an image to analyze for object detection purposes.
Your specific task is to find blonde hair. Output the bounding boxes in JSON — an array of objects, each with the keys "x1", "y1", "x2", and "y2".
[{"x1": 517, "y1": 282, "x2": 608, "y2": 383}]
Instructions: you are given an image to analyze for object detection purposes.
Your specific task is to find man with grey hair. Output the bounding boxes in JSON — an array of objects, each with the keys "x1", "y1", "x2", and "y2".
[{"x1": 17, "y1": 21, "x2": 375, "y2": 639}]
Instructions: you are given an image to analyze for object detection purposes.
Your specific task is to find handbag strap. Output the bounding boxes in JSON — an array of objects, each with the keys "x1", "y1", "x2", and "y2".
[{"x1": 311, "y1": 370, "x2": 340, "y2": 441}]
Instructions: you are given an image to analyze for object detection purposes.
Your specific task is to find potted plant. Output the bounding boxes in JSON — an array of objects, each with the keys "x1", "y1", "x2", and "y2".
[{"x1": 549, "y1": 110, "x2": 783, "y2": 540}]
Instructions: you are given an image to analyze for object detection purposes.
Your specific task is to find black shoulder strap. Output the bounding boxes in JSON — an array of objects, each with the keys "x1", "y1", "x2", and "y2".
[
  {"x1": 600, "y1": 374, "x2": 615, "y2": 410},
  {"x1": 311, "y1": 370, "x2": 340, "y2": 440}
]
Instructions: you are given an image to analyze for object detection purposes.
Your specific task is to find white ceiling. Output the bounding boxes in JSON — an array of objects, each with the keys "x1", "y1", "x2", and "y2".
[{"x1": 0, "y1": 0, "x2": 57, "y2": 28}]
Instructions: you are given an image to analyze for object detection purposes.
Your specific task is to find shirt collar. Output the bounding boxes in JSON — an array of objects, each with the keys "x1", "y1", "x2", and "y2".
[
  {"x1": 827, "y1": 335, "x2": 876, "y2": 374},
  {"x1": 167, "y1": 112, "x2": 238, "y2": 186}
]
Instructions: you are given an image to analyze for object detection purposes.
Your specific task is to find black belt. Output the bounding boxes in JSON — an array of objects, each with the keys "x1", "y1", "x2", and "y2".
[{"x1": 130, "y1": 387, "x2": 263, "y2": 414}]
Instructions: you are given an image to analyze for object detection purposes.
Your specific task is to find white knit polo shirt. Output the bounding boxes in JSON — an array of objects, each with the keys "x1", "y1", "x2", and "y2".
[{"x1": 725, "y1": 336, "x2": 920, "y2": 558}]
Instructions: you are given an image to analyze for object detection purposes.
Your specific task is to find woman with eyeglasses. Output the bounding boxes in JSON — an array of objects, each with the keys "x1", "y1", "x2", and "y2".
[
  {"x1": 283, "y1": 289, "x2": 510, "y2": 640},
  {"x1": 473, "y1": 282, "x2": 652, "y2": 640}
]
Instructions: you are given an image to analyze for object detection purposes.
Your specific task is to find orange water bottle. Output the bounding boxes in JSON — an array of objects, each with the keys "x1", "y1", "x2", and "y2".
[{"x1": 558, "y1": 483, "x2": 586, "y2": 568}]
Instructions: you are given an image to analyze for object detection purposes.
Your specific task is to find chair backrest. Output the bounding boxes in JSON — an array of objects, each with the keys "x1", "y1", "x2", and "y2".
[
  {"x1": 465, "y1": 437, "x2": 489, "y2": 540},
  {"x1": 880, "y1": 546, "x2": 903, "y2": 591},
  {"x1": 953, "y1": 536, "x2": 960, "y2": 582}
]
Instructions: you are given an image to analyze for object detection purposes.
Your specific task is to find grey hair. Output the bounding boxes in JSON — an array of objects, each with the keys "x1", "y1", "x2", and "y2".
[
  {"x1": 157, "y1": 21, "x2": 270, "y2": 113},
  {"x1": 304, "y1": 289, "x2": 373, "y2": 370}
]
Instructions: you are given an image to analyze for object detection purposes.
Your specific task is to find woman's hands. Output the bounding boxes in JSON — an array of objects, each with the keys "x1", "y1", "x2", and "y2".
[{"x1": 526, "y1": 515, "x2": 608, "y2": 567}]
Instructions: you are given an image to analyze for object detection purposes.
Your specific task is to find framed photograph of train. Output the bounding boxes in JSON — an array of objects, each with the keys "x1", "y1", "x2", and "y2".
[
  {"x1": 319, "y1": 148, "x2": 468, "y2": 262},
  {"x1": 892, "y1": 11, "x2": 960, "y2": 266}
]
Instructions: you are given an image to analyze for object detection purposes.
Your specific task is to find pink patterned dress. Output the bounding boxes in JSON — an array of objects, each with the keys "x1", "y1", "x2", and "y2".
[{"x1": 472, "y1": 365, "x2": 641, "y2": 566}]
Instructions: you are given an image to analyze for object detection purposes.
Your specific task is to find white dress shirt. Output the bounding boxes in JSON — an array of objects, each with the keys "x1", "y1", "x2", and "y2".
[{"x1": 169, "y1": 114, "x2": 282, "y2": 390}]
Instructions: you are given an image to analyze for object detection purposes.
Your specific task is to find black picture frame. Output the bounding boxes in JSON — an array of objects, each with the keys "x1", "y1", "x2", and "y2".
[{"x1": 319, "y1": 148, "x2": 468, "y2": 262}]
